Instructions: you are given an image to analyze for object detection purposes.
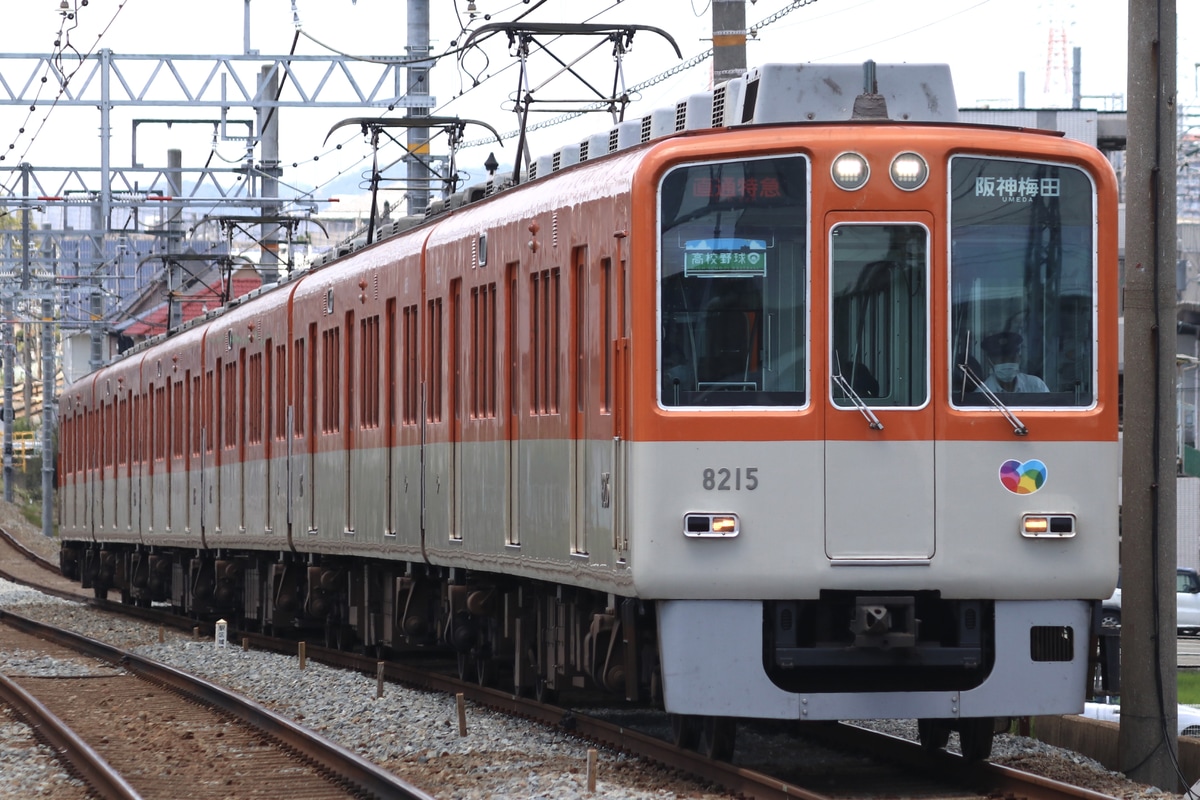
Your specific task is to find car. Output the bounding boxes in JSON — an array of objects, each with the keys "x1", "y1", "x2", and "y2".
[
  {"x1": 1101, "y1": 567, "x2": 1200, "y2": 634},
  {"x1": 1082, "y1": 698, "x2": 1200, "y2": 737}
]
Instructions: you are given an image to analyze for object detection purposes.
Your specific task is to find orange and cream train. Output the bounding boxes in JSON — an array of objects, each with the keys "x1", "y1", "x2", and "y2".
[{"x1": 57, "y1": 63, "x2": 1120, "y2": 760}]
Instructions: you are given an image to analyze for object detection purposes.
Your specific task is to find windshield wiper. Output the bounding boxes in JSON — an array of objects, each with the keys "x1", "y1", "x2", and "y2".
[
  {"x1": 832, "y1": 361, "x2": 883, "y2": 430},
  {"x1": 958, "y1": 362, "x2": 1028, "y2": 436}
]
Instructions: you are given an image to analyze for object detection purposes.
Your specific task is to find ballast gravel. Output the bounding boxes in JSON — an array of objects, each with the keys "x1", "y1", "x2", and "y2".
[{"x1": 0, "y1": 578, "x2": 1188, "y2": 800}]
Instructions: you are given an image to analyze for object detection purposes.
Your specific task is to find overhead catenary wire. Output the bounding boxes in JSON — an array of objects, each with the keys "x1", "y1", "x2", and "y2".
[
  {"x1": 456, "y1": 0, "x2": 819, "y2": 150},
  {"x1": 1, "y1": 0, "x2": 133, "y2": 195}
]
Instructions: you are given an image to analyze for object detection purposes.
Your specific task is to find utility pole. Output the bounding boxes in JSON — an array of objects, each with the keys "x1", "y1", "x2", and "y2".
[
  {"x1": 406, "y1": 0, "x2": 432, "y2": 216},
  {"x1": 258, "y1": 65, "x2": 282, "y2": 284},
  {"x1": 712, "y1": 0, "x2": 747, "y2": 85},
  {"x1": 41, "y1": 258, "x2": 55, "y2": 538},
  {"x1": 2, "y1": 165, "x2": 33, "y2": 504},
  {"x1": 1120, "y1": 0, "x2": 1179, "y2": 790},
  {"x1": 166, "y1": 148, "x2": 184, "y2": 331}
]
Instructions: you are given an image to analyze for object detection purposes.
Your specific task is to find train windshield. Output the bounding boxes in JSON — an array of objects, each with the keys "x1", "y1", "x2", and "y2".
[
  {"x1": 658, "y1": 155, "x2": 808, "y2": 408},
  {"x1": 949, "y1": 156, "x2": 1096, "y2": 408},
  {"x1": 830, "y1": 224, "x2": 929, "y2": 408}
]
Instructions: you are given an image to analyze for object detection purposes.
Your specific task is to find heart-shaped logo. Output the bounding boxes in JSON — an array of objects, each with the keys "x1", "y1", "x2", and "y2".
[{"x1": 999, "y1": 459, "x2": 1047, "y2": 494}]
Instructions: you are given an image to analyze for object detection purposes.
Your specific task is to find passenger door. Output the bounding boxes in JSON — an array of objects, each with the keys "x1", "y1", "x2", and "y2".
[{"x1": 823, "y1": 215, "x2": 935, "y2": 561}]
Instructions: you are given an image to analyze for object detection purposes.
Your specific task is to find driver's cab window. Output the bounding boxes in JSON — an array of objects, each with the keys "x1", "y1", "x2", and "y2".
[
  {"x1": 658, "y1": 155, "x2": 809, "y2": 408},
  {"x1": 830, "y1": 223, "x2": 928, "y2": 408},
  {"x1": 949, "y1": 156, "x2": 1096, "y2": 408}
]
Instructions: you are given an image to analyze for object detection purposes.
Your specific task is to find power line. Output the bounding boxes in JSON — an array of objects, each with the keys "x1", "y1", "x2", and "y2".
[{"x1": 457, "y1": 0, "x2": 819, "y2": 149}]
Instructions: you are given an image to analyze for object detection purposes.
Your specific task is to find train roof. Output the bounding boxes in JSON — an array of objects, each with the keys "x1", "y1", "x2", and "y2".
[
  {"x1": 112, "y1": 61, "x2": 959, "y2": 364},
  {"x1": 304, "y1": 62, "x2": 957, "y2": 265}
]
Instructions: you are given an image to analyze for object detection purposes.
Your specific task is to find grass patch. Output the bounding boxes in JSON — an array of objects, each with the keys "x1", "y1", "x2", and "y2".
[
  {"x1": 1181, "y1": 671, "x2": 1200, "y2": 705},
  {"x1": 19, "y1": 500, "x2": 40, "y2": 529}
]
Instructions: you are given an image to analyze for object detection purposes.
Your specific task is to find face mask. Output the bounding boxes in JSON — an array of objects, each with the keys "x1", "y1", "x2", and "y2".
[{"x1": 993, "y1": 363, "x2": 1020, "y2": 382}]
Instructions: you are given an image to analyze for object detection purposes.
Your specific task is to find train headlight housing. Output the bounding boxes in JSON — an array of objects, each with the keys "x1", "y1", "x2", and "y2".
[
  {"x1": 889, "y1": 152, "x2": 929, "y2": 190},
  {"x1": 831, "y1": 152, "x2": 869, "y2": 191},
  {"x1": 684, "y1": 513, "x2": 740, "y2": 538},
  {"x1": 1021, "y1": 513, "x2": 1076, "y2": 538}
]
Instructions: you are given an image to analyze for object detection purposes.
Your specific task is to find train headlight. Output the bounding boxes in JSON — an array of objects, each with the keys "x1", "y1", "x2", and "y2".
[
  {"x1": 684, "y1": 513, "x2": 740, "y2": 538},
  {"x1": 1020, "y1": 513, "x2": 1076, "y2": 538},
  {"x1": 889, "y1": 152, "x2": 929, "y2": 190},
  {"x1": 831, "y1": 152, "x2": 869, "y2": 191}
]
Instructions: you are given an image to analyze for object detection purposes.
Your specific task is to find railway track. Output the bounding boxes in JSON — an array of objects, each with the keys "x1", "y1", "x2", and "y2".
[
  {"x1": 232, "y1": 630, "x2": 1126, "y2": 800},
  {"x1": 0, "y1": 610, "x2": 434, "y2": 800},
  {"x1": 0, "y1": 526, "x2": 1132, "y2": 799}
]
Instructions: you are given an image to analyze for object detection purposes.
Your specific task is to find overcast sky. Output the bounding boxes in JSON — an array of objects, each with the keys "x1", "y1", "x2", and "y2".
[{"x1": 0, "y1": 0, "x2": 1194, "y2": 207}]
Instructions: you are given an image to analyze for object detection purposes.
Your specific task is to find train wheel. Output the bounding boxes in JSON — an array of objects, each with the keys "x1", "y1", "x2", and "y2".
[
  {"x1": 669, "y1": 714, "x2": 702, "y2": 750},
  {"x1": 533, "y1": 677, "x2": 557, "y2": 705},
  {"x1": 917, "y1": 718, "x2": 951, "y2": 753},
  {"x1": 958, "y1": 717, "x2": 995, "y2": 761},
  {"x1": 456, "y1": 652, "x2": 475, "y2": 682},
  {"x1": 475, "y1": 653, "x2": 493, "y2": 688},
  {"x1": 700, "y1": 716, "x2": 736, "y2": 761}
]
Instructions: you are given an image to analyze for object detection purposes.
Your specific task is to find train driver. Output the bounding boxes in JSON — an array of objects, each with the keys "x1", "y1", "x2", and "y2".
[{"x1": 980, "y1": 331, "x2": 1049, "y2": 393}]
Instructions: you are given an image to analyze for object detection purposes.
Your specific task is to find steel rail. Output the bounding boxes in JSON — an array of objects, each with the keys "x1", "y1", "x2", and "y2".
[
  {"x1": 811, "y1": 721, "x2": 1123, "y2": 800},
  {"x1": 0, "y1": 609, "x2": 436, "y2": 800},
  {"x1": 0, "y1": 670, "x2": 142, "y2": 800},
  {"x1": 0, "y1": 554, "x2": 1120, "y2": 800},
  {"x1": 237, "y1": 632, "x2": 1123, "y2": 800},
  {"x1": 238, "y1": 631, "x2": 832, "y2": 800},
  {"x1": 0, "y1": 526, "x2": 59, "y2": 573}
]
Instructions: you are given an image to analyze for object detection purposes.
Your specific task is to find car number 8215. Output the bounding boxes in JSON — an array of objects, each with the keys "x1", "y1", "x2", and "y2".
[{"x1": 702, "y1": 467, "x2": 759, "y2": 491}]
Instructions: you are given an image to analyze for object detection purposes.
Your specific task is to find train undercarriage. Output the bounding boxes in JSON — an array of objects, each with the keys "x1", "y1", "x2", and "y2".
[
  {"x1": 60, "y1": 542, "x2": 1005, "y2": 760},
  {"x1": 61, "y1": 542, "x2": 654, "y2": 708}
]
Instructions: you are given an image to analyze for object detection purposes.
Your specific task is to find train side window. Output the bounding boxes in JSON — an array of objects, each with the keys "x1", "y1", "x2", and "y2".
[
  {"x1": 657, "y1": 154, "x2": 808, "y2": 408},
  {"x1": 161, "y1": 383, "x2": 169, "y2": 461},
  {"x1": 471, "y1": 284, "x2": 498, "y2": 419},
  {"x1": 174, "y1": 379, "x2": 185, "y2": 458},
  {"x1": 264, "y1": 343, "x2": 273, "y2": 446},
  {"x1": 345, "y1": 311, "x2": 355, "y2": 433},
  {"x1": 949, "y1": 156, "x2": 1096, "y2": 409},
  {"x1": 322, "y1": 327, "x2": 341, "y2": 433},
  {"x1": 403, "y1": 304, "x2": 419, "y2": 425},
  {"x1": 248, "y1": 352, "x2": 263, "y2": 445},
  {"x1": 360, "y1": 314, "x2": 381, "y2": 429},
  {"x1": 240, "y1": 351, "x2": 248, "y2": 452},
  {"x1": 205, "y1": 369, "x2": 215, "y2": 453},
  {"x1": 154, "y1": 383, "x2": 167, "y2": 462},
  {"x1": 344, "y1": 312, "x2": 355, "y2": 433},
  {"x1": 293, "y1": 338, "x2": 306, "y2": 437},
  {"x1": 224, "y1": 359, "x2": 238, "y2": 449},
  {"x1": 275, "y1": 343, "x2": 287, "y2": 440},
  {"x1": 530, "y1": 268, "x2": 561, "y2": 415},
  {"x1": 308, "y1": 324, "x2": 318, "y2": 437},
  {"x1": 427, "y1": 298, "x2": 443, "y2": 422},
  {"x1": 386, "y1": 300, "x2": 397, "y2": 428},
  {"x1": 601, "y1": 257, "x2": 612, "y2": 413},
  {"x1": 191, "y1": 375, "x2": 201, "y2": 455}
]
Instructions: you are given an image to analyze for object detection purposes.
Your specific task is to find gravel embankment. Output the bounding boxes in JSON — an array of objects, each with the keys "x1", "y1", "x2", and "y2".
[{"x1": 0, "y1": 583, "x2": 730, "y2": 799}]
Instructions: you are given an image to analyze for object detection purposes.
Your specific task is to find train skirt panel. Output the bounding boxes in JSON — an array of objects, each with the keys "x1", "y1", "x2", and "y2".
[{"x1": 658, "y1": 598, "x2": 1092, "y2": 720}]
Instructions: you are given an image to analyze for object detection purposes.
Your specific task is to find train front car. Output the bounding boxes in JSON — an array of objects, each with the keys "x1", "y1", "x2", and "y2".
[{"x1": 627, "y1": 65, "x2": 1119, "y2": 759}]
